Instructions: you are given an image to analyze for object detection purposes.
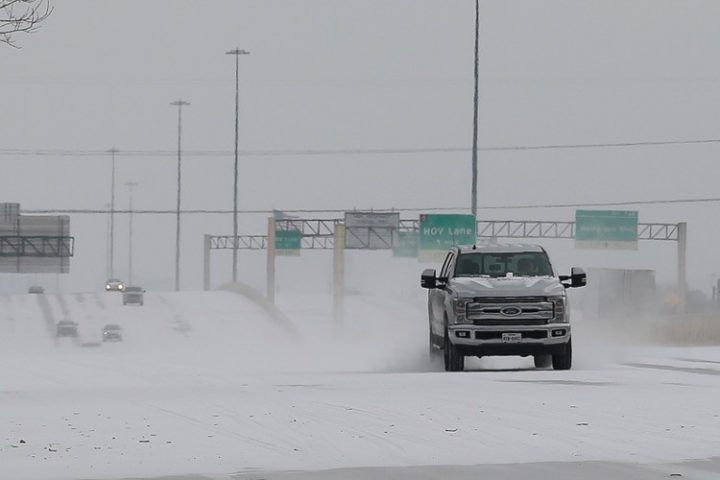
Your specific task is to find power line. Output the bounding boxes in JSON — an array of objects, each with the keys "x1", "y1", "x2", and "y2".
[
  {"x1": 2, "y1": 138, "x2": 720, "y2": 158},
  {"x1": 19, "y1": 196, "x2": 720, "y2": 216}
]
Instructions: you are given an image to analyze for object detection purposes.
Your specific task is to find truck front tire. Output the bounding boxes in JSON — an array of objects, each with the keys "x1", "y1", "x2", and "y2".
[
  {"x1": 534, "y1": 354, "x2": 551, "y2": 368},
  {"x1": 429, "y1": 329, "x2": 441, "y2": 358},
  {"x1": 443, "y1": 329, "x2": 464, "y2": 372},
  {"x1": 428, "y1": 307, "x2": 441, "y2": 359},
  {"x1": 552, "y1": 339, "x2": 572, "y2": 370}
]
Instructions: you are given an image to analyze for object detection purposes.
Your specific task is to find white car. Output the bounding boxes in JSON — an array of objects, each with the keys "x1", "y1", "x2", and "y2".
[{"x1": 105, "y1": 279, "x2": 125, "y2": 292}]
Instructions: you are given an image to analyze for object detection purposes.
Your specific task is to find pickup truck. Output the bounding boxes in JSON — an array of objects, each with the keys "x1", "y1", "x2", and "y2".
[{"x1": 421, "y1": 244, "x2": 586, "y2": 371}]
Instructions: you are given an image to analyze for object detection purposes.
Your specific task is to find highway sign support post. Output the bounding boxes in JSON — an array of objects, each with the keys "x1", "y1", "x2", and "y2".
[
  {"x1": 393, "y1": 231, "x2": 418, "y2": 258},
  {"x1": 677, "y1": 222, "x2": 687, "y2": 304},
  {"x1": 333, "y1": 223, "x2": 345, "y2": 329},
  {"x1": 267, "y1": 217, "x2": 277, "y2": 304},
  {"x1": 203, "y1": 234, "x2": 211, "y2": 291}
]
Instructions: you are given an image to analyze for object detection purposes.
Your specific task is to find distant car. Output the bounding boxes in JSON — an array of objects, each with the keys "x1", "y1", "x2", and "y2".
[
  {"x1": 102, "y1": 324, "x2": 123, "y2": 342},
  {"x1": 122, "y1": 286, "x2": 145, "y2": 306},
  {"x1": 56, "y1": 319, "x2": 78, "y2": 337},
  {"x1": 105, "y1": 279, "x2": 125, "y2": 292},
  {"x1": 28, "y1": 285, "x2": 45, "y2": 294}
]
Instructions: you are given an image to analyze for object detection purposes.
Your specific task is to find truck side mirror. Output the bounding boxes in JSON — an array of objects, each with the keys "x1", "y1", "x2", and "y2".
[
  {"x1": 421, "y1": 269, "x2": 437, "y2": 289},
  {"x1": 559, "y1": 267, "x2": 587, "y2": 288},
  {"x1": 570, "y1": 267, "x2": 587, "y2": 288}
]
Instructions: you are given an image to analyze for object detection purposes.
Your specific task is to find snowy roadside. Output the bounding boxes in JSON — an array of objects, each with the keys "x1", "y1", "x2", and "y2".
[{"x1": 1, "y1": 291, "x2": 720, "y2": 480}]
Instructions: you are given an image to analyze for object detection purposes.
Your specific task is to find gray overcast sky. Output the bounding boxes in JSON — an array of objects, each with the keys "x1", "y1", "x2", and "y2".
[{"x1": 1, "y1": 0, "x2": 719, "y2": 292}]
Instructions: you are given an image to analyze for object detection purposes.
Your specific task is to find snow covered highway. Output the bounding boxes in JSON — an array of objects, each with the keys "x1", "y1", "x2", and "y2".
[{"x1": 1, "y1": 290, "x2": 720, "y2": 480}]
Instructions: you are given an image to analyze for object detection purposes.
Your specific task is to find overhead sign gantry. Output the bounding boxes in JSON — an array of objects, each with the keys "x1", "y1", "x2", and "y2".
[
  {"x1": 0, "y1": 203, "x2": 75, "y2": 273},
  {"x1": 204, "y1": 213, "x2": 688, "y2": 324}
]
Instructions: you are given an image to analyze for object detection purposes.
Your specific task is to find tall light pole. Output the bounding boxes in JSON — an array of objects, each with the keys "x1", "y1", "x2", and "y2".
[
  {"x1": 170, "y1": 99, "x2": 190, "y2": 291},
  {"x1": 471, "y1": 0, "x2": 480, "y2": 218},
  {"x1": 125, "y1": 181, "x2": 138, "y2": 285},
  {"x1": 104, "y1": 202, "x2": 112, "y2": 277},
  {"x1": 226, "y1": 47, "x2": 250, "y2": 283},
  {"x1": 107, "y1": 147, "x2": 118, "y2": 278}
]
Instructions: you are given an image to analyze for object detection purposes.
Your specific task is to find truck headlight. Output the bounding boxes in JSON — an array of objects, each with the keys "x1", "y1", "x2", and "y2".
[
  {"x1": 453, "y1": 298, "x2": 472, "y2": 324},
  {"x1": 549, "y1": 295, "x2": 568, "y2": 323}
]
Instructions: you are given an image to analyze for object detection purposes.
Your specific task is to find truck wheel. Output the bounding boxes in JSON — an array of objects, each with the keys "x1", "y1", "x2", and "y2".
[
  {"x1": 428, "y1": 307, "x2": 441, "y2": 358},
  {"x1": 443, "y1": 329, "x2": 464, "y2": 372},
  {"x1": 429, "y1": 328, "x2": 441, "y2": 358},
  {"x1": 534, "y1": 354, "x2": 551, "y2": 368},
  {"x1": 552, "y1": 339, "x2": 572, "y2": 370}
]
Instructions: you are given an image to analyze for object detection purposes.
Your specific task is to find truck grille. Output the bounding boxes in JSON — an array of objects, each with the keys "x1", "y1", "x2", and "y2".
[
  {"x1": 473, "y1": 318, "x2": 547, "y2": 326},
  {"x1": 467, "y1": 298, "x2": 554, "y2": 325},
  {"x1": 471, "y1": 296, "x2": 547, "y2": 304}
]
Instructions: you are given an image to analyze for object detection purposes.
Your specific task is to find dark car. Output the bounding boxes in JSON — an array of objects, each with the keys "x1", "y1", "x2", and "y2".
[
  {"x1": 56, "y1": 319, "x2": 78, "y2": 337},
  {"x1": 122, "y1": 286, "x2": 145, "y2": 306},
  {"x1": 102, "y1": 324, "x2": 123, "y2": 342}
]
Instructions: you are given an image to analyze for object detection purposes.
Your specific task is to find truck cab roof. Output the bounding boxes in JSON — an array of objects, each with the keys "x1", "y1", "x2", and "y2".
[{"x1": 455, "y1": 243, "x2": 546, "y2": 254}]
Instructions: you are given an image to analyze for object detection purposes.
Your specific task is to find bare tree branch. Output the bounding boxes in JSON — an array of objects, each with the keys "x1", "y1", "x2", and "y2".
[{"x1": 0, "y1": 0, "x2": 52, "y2": 47}]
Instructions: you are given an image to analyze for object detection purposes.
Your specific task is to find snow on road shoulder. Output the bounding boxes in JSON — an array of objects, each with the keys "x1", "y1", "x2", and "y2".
[{"x1": 2, "y1": 291, "x2": 720, "y2": 480}]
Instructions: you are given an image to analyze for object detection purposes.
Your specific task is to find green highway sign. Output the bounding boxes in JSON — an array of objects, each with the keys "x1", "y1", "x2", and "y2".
[
  {"x1": 393, "y1": 231, "x2": 418, "y2": 258},
  {"x1": 418, "y1": 214, "x2": 476, "y2": 262},
  {"x1": 575, "y1": 210, "x2": 638, "y2": 250},
  {"x1": 275, "y1": 229, "x2": 301, "y2": 256}
]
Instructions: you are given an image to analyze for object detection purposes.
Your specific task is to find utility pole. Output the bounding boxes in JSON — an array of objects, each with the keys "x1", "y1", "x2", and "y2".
[
  {"x1": 107, "y1": 148, "x2": 118, "y2": 278},
  {"x1": 125, "y1": 181, "x2": 138, "y2": 285},
  {"x1": 471, "y1": 0, "x2": 480, "y2": 218},
  {"x1": 226, "y1": 47, "x2": 250, "y2": 283},
  {"x1": 170, "y1": 99, "x2": 190, "y2": 291}
]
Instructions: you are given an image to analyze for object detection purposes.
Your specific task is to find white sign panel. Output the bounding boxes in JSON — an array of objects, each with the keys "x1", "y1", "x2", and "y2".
[{"x1": 344, "y1": 212, "x2": 400, "y2": 250}]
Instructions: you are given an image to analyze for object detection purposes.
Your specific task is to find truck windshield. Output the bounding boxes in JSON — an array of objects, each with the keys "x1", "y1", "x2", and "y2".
[{"x1": 454, "y1": 252, "x2": 554, "y2": 278}]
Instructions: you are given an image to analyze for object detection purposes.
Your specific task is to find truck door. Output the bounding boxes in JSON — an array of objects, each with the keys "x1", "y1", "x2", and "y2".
[{"x1": 430, "y1": 250, "x2": 455, "y2": 336}]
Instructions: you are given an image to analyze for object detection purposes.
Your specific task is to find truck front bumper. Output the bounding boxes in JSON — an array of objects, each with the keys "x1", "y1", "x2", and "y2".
[{"x1": 448, "y1": 323, "x2": 570, "y2": 357}]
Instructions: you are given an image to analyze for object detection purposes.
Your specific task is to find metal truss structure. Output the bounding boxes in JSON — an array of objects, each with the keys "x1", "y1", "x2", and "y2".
[
  {"x1": 476, "y1": 221, "x2": 680, "y2": 241},
  {"x1": 208, "y1": 219, "x2": 682, "y2": 250},
  {"x1": 0, "y1": 236, "x2": 74, "y2": 257},
  {"x1": 205, "y1": 217, "x2": 687, "y2": 313},
  {"x1": 210, "y1": 235, "x2": 267, "y2": 250}
]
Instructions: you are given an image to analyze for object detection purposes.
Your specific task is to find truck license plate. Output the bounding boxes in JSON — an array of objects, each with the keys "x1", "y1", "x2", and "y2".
[{"x1": 501, "y1": 333, "x2": 522, "y2": 343}]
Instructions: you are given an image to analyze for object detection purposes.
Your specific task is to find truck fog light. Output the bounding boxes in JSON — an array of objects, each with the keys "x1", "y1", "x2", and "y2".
[
  {"x1": 456, "y1": 330, "x2": 470, "y2": 338},
  {"x1": 552, "y1": 329, "x2": 566, "y2": 337}
]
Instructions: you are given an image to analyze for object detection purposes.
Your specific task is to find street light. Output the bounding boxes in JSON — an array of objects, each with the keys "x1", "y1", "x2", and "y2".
[
  {"x1": 125, "y1": 181, "x2": 138, "y2": 285},
  {"x1": 170, "y1": 99, "x2": 190, "y2": 291},
  {"x1": 107, "y1": 147, "x2": 118, "y2": 278},
  {"x1": 471, "y1": 0, "x2": 480, "y2": 218},
  {"x1": 226, "y1": 47, "x2": 250, "y2": 283}
]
